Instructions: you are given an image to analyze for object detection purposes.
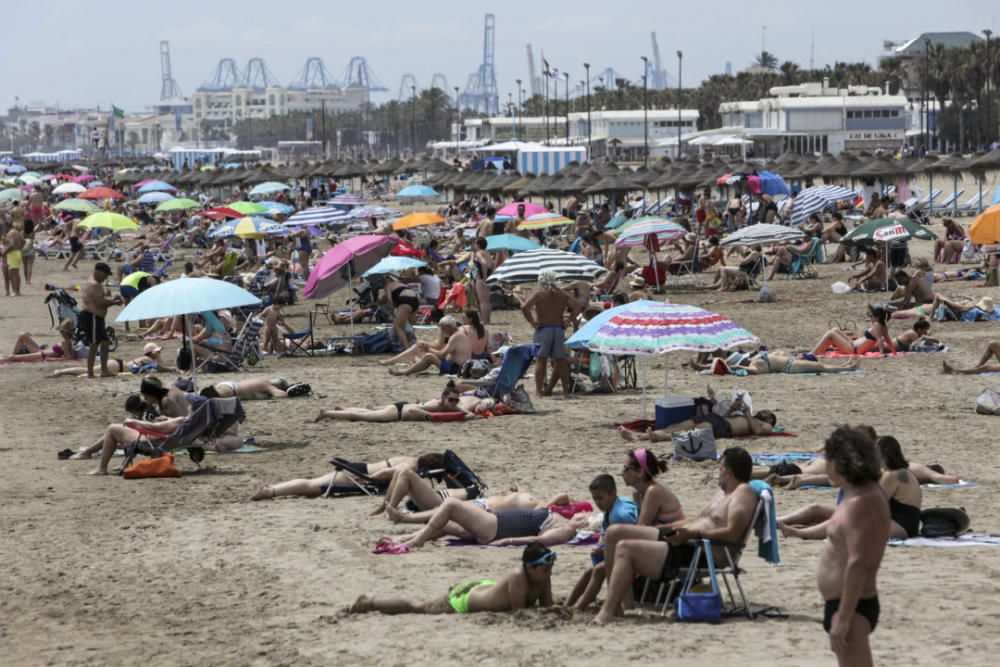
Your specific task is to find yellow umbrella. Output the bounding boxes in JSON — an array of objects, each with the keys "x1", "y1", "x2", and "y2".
[
  {"x1": 517, "y1": 212, "x2": 573, "y2": 230},
  {"x1": 78, "y1": 211, "x2": 140, "y2": 232},
  {"x1": 969, "y1": 204, "x2": 1000, "y2": 244},
  {"x1": 392, "y1": 211, "x2": 446, "y2": 230}
]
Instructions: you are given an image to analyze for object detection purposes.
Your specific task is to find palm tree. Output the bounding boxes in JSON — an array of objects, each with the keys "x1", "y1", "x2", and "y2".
[
  {"x1": 753, "y1": 51, "x2": 779, "y2": 71},
  {"x1": 779, "y1": 61, "x2": 801, "y2": 86}
]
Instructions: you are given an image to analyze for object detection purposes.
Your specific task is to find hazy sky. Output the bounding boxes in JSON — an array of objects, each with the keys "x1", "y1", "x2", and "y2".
[{"x1": 7, "y1": 0, "x2": 997, "y2": 112}]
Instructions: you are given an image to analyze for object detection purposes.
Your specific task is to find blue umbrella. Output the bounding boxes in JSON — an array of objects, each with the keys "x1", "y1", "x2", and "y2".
[
  {"x1": 138, "y1": 191, "x2": 175, "y2": 205},
  {"x1": 257, "y1": 200, "x2": 295, "y2": 215},
  {"x1": 397, "y1": 184, "x2": 438, "y2": 198},
  {"x1": 362, "y1": 256, "x2": 427, "y2": 277},
  {"x1": 992, "y1": 188, "x2": 1000, "y2": 206},
  {"x1": 249, "y1": 181, "x2": 290, "y2": 196},
  {"x1": 566, "y1": 300, "x2": 660, "y2": 349},
  {"x1": 116, "y1": 277, "x2": 261, "y2": 322},
  {"x1": 757, "y1": 171, "x2": 790, "y2": 196},
  {"x1": 136, "y1": 180, "x2": 177, "y2": 194},
  {"x1": 485, "y1": 234, "x2": 541, "y2": 252}
]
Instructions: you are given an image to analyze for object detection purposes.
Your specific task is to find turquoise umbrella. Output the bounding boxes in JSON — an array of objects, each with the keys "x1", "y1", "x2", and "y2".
[
  {"x1": 249, "y1": 181, "x2": 290, "y2": 196},
  {"x1": 397, "y1": 184, "x2": 439, "y2": 198},
  {"x1": 362, "y1": 256, "x2": 427, "y2": 277},
  {"x1": 484, "y1": 234, "x2": 541, "y2": 252}
]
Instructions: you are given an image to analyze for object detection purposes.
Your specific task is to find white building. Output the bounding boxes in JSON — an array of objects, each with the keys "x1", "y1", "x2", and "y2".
[
  {"x1": 693, "y1": 81, "x2": 910, "y2": 156},
  {"x1": 568, "y1": 109, "x2": 699, "y2": 159},
  {"x1": 192, "y1": 85, "x2": 367, "y2": 134}
]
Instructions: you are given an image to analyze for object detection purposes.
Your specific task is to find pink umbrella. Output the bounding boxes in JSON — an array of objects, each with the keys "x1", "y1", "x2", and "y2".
[
  {"x1": 303, "y1": 235, "x2": 393, "y2": 300},
  {"x1": 74, "y1": 174, "x2": 96, "y2": 184},
  {"x1": 497, "y1": 201, "x2": 546, "y2": 217}
]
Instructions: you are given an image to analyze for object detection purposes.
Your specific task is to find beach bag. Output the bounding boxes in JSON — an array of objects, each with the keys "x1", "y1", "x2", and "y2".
[
  {"x1": 675, "y1": 540, "x2": 723, "y2": 623},
  {"x1": 831, "y1": 281, "x2": 851, "y2": 295},
  {"x1": 919, "y1": 508, "x2": 970, "y2": 538},
  {"x1": 357, "y1": 330, "x2": 392, "y2": 354},
  {"x1": 909, "y1": 336, "x2": 944, "y2": 353},
  {"x1": 460, "y1": 358, "x2": 493, "y2": 379},
  {"x1": 974, "y1": 388, "x2": 1000, "y2": 415},
  {"x1": 286, "y1": 382, "x2": 312, "y2": 397},
  {"x1": 504, "y1": 385, "x2": 536, "y2": 414},
  {"x1": 123, "y1": 453, "x2": 181, "y2": 479},
  {"x1": 672, "y1": 427, "x2": 717, "y2": 462},
  {"x1": 934, "y1": 303, "x2": 963, "y2": 322}
]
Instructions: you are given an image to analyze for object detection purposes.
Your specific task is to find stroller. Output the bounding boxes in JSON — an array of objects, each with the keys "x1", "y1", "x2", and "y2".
[{"x1": 44, "y1": 287, "x2": 118, "y2": 352}]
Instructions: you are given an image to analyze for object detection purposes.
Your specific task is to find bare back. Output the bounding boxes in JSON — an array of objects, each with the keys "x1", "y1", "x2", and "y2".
[
  {"x1": 527, "y1": 288, "x2": 573, "y2": 326},
  {"x1": 467, "y1": 568, "x2": 545, "y2": 612}
]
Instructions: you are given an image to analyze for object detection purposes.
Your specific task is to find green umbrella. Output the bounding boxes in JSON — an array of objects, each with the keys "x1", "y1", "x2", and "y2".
[
  {"x1": 155, "y1": 198, "x2": 200, "y2": 212},
  {"x1": 841, "y1": 217, "x2": 937, "y2": 246},
  {"x1": 53, "y1": 198, "x2": 99, "y2": 213},
  {"x1": 79, "y1": 211, "x2": 140, "y2": 232},
  {"x1": 227, "y1": 200, "x2": 268, "y2": 215},
  {"x1": 0, "y1": 188, "x2": 27, "y2": 202}
]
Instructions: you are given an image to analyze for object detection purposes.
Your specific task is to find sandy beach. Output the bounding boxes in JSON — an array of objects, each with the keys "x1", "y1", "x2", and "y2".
[{"x1": 2, "y1": 224, "x2": 999, "y2": 667}]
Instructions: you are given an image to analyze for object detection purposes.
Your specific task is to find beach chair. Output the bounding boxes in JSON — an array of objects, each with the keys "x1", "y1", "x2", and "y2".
[
  {"x1": 955, "y1": 189, "x2": 989, "y2": 216},
  {"x1": 640, "y1": 494, "x2": 768, "y2": 619},
  {"x1": 322, "y1": 458, "x2": 392, "y2": 497},
  {"x1": 929, "y1": 190, "x2": 965, "y2": 216},
  {"x1": 669, "y1": 237, "x2": 702, "y2": 285},
  {"x1": 466, "y1": 344, "x2": 536, "y2": 399},
  {"x1": 197, "y1": 317, "x2": 264, "y2": 373},
  {"x1": 917, "y1": 188, "x2": 943, "y2": 210},
  {"x1": 120, "y1": 396, "x2": 247, "y2": 472},
  {"x1": 787, "y1": 238, "x2": 822, "y2": 279},
  {"x1": 283, "y1": 312, "x2": 316, "y2": 357}
]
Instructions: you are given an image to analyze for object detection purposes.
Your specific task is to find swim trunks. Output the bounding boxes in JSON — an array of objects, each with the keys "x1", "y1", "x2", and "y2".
[
  {"x1": 533, "y1": 324, "x2": 565, "y2": 360},
  {"x1": 439, "y1": 359, "x2": 458, "y2": 375},
  {"x1": 824, "y1": 596, "x2": 879, "y2": 633},
  {"x1": 77, "y1": 311, "x2": 109, "y2": 345},
  {"x1": 701, "y1": 412, "x2": 733, "y2": 438},
  {"x1": 70, "y1": 237, "x2": 82, "y2": 253},
  {"x1": 447, "y1": 580, "x2": 496, "y2": 614},
  {"x1": 5, "y1": 250, "x2": 22, "y2": 269}
]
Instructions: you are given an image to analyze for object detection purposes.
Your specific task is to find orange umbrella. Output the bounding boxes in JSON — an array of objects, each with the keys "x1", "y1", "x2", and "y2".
[
  {"x1": 968, "y1": 204, "x2": 1000, "y2": 244},
  {"x1": 392, "y1": 211, "x2": 446, "y2": 230},
  {"x1": 79, "y1": 187, "x2": 125, "y2": 200}
]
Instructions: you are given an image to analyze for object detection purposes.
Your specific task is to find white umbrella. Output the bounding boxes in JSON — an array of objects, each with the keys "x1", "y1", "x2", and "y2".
[
  {"x1": 485, "y1": 249, "x2": 607, "y2": 284},
  {"x1": 720, "y1": 223, "x2": 805, "y2": 247},
  {"x1": 789, "y1": 185, "x2": 857, "y2": 226},
  {"x1": 53, "y1": 182, "x2": 86, "y2": 195}
]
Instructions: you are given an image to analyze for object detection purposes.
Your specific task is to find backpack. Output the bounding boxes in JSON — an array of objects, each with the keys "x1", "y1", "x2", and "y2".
[
  {"x1": 123, "y1": 453, "x2": 182, "y2": 479},
  {"x1": 919, "y1": 508, "x2": 970, "y2": 538},
  {"x1": 460, "y1": 358, "x2": 493, "y2": 379},
  {"x1": 357, "y1": 330, "x2": 392, "y2": 354}
]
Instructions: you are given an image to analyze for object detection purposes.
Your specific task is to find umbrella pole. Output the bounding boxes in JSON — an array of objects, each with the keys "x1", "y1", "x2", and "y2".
[
  {"x1": 185, "y1": 315, "x2": 197, "y2": 390},
  {"x1": 348, "y1": 263, "x2": 354, "y2": 341},
  {"x1": 663, "y1": 359, "x2": 669, "y2": 400},
  {"x1": 642, "y1": 358, "x2": 648, "y2": 420}
]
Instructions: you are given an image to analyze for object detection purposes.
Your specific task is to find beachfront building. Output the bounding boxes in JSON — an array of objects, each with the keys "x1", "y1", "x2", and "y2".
[
  {"x1": 192, "y1": 85, "x2": 367, "y2": 136},
  {"x1": 681, "y1": 81, "x2": 910, "y2": 157},
  {"x1": 568, "y1": 109, "x2": 699, "y2": 159},
  {"x1": 453, "y1": 116, "x2": 569, "y2": 145}
]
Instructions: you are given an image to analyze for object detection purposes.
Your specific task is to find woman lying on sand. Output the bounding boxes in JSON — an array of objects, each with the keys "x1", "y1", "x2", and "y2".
[
  {"x1": 251, "y1": 453, "x2": 436, "y2": 501},
  {"x1": 200, "y1": 377, "x2": 308, "y2": 400},
  {"x1": 313, "y1": 380, "x2": 494, "y2": 423},
  {"x1": 48, "y1": 343, "x2": 175, "y2": 378},
  {"x1": 620, "y1": 404, "x2": 778, "y2": 442},
  {"x1": 381, "y1": 487, "x2": 578, "y2": 524},
  {"x1": 394, "y1": 498, "x2": 590, "y2": 549},
  {"x1": 350, "y1": 543, "x2": 555, "y2": 615},
  {"x1": 0, "y1": 319, "x2": 82, "y2": 363}
]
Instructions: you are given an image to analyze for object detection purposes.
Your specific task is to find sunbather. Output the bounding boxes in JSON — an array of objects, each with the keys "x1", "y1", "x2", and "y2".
[
  {"x1": 811, "y1": 304, "x2": 895, "y2": 355},
  {"x1": 393, "y1": 498, "x2": 589, "y2": 549},
  {"x1": 846, "y1": 246, "x2": 890, "y2": 292},
  {"x1": 312, "y1": 381, "x2": 493, "y2": 423},
  {"x1": 942, "y1": 340, "x2": 1000, "y2": 374},
  {"x1": 705, "y1": 247, "x2": 763, "y2": 291},
  {"x1": 0, "y1": 319, "x2": 82, "y2": 363},
  {"x1": 251, "y1": 454, "x2": 445, "y2": 500},
  {"x1": 48, "y1": 343, "x2": 173, "y2": 378},
  {"x1": 699, "y1": 349, "x2": 860, "y2": 375},
  {"x1": 619, "y1": 404, "x2": 777, "y2": 442},
  {"x1": 65, "y1": 394, "x2": 158, "y2": 461},
  {"x1": 349, "y1": 542, "x2": 555, "y2": 615},
  {"x1": 200, "y1": 377, "x2": 298, "y2": 400},
  {"x1": 382, "y1": 489, "x2": 577, "y2": 524},
  {"x1": 385, "y1": 316, "x2": 472, "y2": 376}
]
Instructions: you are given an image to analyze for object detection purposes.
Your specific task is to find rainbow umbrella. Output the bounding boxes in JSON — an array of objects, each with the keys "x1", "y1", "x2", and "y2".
[
  {"x1": 571, "y1": 301, "x2": 759, "y2": 409},
  {"x1": 392, "y1": 211, "x2": 446, "y2": 230},
  {"x1": 78, "y1": 212, "x2": 140, "y2": 232},
  {"x1": 613, "y1": 217, "x2": 686, "y2": 247},
  {"x1": 209, "y1": 216, "x2": 288, "y2": 239},
  {"x1": 518, "y1": 212, "x2": 573, "y2": 230}
]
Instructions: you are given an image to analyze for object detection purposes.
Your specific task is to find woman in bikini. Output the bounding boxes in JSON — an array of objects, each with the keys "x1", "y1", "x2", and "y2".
[
  {"x1": 462, "y1": 309, "x2": 489, "y2": 359},
  {"x1": 250, "y1": 453, "x2": 438, "y2": 501},
  {"x1": 470, "y1": 237, "x2": 493, "y2": 325},
  {"x1": 810, "y1": 303, "x2": 895, "y2": 356},
  {"x1": 312, "y1": 380, "x2": 494, "y2": 423},
  {"x1": 384, "y1": 274, "x2": 420, "y2": 349},
  {"x1": 48, "y1": 342, "x2": 169, "y2": 378},
  {"x1": 1, "y1": 319, "x2": 81, "y2": 363}
]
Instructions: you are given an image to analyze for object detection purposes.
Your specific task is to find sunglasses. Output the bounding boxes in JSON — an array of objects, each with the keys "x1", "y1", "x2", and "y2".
[
  {"x1": 526, "y1": 550, "x2": 557, "y2": 567},
  {"x1": 444, "y1": 395, "x2": 460, "y2": 403}
]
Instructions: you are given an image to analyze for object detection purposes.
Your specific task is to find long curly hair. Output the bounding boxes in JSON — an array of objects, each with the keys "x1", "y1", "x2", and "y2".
[{"x1": 824, "y1": 425, "x2": 881, "y2": 486}]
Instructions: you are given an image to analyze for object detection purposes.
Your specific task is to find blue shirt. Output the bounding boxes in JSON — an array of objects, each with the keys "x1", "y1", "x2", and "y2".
[{"x1": 594, "y1": 497, "x2": 638, "y2": 565}]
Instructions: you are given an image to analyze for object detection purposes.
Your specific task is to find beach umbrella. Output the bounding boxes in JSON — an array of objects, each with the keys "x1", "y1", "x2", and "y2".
[
  {"x1": 78, "y1": 211, "x2": 140, "y2": 233},
  {"x1": 756, "y1": 171, "x2": 791, "y2": 196},
  {"x1": 116, "y1": 276, "x2": 262, "y2": 388},
  {"x1": 720, "y1": 223, "x2": 805, "y2": 247},
  {"x1": 136, "y1": 180, "x2": 177, "y2": 194},
  {"x1": 209, "y1": 216, "x2": 287, "y2": 239},
  {"x1": 518, "y1": 212, "x2": 573, "y2": 230},
  {"x1": 485, "y1": 248, "x2": 607, "y2": 285},
  {"x1": 52, "y1": 198, "x2": 98, "y2": 213},
  {"x1": 613, "y1": 217, "x2": 686, "y2": 247},
  {"x1": 968, "y1": 204, "x2": 1000, "y2": 244},
  {"x1": 841, "y1": 217, "x2": 936, "y2": 246},
  {"x1": 138, "y1": 191, "x2": 175, "y2": 205},
  {"x1": 248, "y1": 181, "x2": 290, "y2": 197},
  {"x1": 53, "y1": 182, "x2": 85, "y2": 195},
  {"x1": 484, "y1": 234, "x2": 541, "y2": 252},
  {"x1": 227, "y1": 200, "x2": 269, "y2": 215},
  {"x1": 396, "y1": 184, "x2": 439, "y2": 198},
  {"x1": 789, "y1": 185, "x2": 857, "y2": 226},
  {"x1": 392, "y1": 211, "x2": 446, "y2": 231},
  {"x1": 303, "y1": 234, "x2": 393, "y2": 301},
  {"x1": 331, "y1": 192, "x2": 365, "y2": 206},
  {"x1": 569, "y1": 301, "x2": 759, "y2": 413},
  {"x1": 362, "y1": 256, "x2": 427, "y2": 277},
  {"x1": 257, "y1": 200, "x2": 295, "y2": 215},
  {"x1": 0, "y1": 188, "x2": 27, "y2": 202},
  {"x1": 286, "y1": 206, "x2": 352, "y2": 228},
  {"x1": 155, "y1": 198, "x2": 200, "y2": 212},
  {"x1": 497, "y1": 201, "x2": 546, "y2": 217},
  {"x1": 73, "y1": 174, "x2": 96, "y2": 184},
  {"x1": 79, "y1": 187, "x2": 125, "y2": 200},
  {"x1": 348, "y1": 205, "x2": 401, "y2": 219},
  {"x1": 200, "y1": 207, "x2": 243, "y2": 220}
]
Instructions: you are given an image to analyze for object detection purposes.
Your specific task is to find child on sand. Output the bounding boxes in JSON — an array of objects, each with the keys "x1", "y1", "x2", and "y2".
[
  {"x1": 349, "y1": 542, "x2": 556, "y2": 615},
  {"x1": 259, "y1": 296, "x2": 291, "y2": 355}
]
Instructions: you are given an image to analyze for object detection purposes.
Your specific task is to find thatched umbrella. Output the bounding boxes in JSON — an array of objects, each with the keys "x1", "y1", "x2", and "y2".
[{"x1": 503, "y1": 173, "x2": 534, "y2": 195}]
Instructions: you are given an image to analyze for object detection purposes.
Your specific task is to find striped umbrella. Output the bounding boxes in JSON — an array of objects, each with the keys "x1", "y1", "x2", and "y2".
[
  {"x1": 286, "y1": 206, "x2": 352, "y2": 227},
  {"x1": 209, "y1": 216, "x2": 289, "y2": 239},
  {"x1": 789, "y1": 185, "x2": 857, "y2": 226},
  {"x1": 485, "y1": 248, "x2": 607, "y2": 284},
  {"x1": 518, "y1": 212, "x2": 573, "y2": 230},
  {"x1": 720, "y1": 223, "x2": 805, "y2": 247},
  {"x1": 614, "y1": 217, "x2": 686, "y2": 247},
  {"x1": 348, "y1": 205, "x2": 401, "y2": 219},
  {"x1": 331, "y1": 193, "x2": 365, "y2": 206}
]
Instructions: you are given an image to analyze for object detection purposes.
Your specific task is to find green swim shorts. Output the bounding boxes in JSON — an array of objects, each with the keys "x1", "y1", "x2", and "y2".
[{"x1": 447, "y1": 579, "x2": 496, "y2": 614}]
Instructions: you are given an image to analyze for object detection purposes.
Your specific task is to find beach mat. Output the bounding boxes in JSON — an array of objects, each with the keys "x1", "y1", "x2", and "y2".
[
  {"x1": 796, "y1": 481, "x2": 975, "y2": 491},
  {"x1": 752, "y1": 453, "x2": 818, "y2": 464},
  {"x1": 889, "y1": 533, "x2": 1000, "y2": 548}
]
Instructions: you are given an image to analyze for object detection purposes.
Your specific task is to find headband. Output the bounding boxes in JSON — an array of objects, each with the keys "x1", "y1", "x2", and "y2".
[{"x1": 633, "y1": 448, "x2": 653, "y2": 478}]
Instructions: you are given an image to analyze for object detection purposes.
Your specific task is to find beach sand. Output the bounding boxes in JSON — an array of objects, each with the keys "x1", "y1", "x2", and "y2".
[{"x1": 2, "y1": 226, "x2": 999, "y2": 667}]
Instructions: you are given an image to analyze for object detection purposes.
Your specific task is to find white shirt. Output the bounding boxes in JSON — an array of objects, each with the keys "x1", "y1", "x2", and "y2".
[{"x1": 419, "y1": 274, "x2": 442, "y2": 301}]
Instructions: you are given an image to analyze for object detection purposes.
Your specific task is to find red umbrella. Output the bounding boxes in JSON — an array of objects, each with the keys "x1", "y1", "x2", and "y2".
[
  {"x1": 79, "y1": 187, "x2": 125, "y2": 200},
  {"x1": 200, "y1": 207, "x2": 243, "y2": 220}
]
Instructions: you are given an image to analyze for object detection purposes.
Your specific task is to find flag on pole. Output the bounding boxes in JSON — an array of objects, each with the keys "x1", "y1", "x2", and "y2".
[
  {"x1": 542, "y1": 54, "x2": 551, "y2": 76},
  {"x1": 112, "y1": 105, "x2": 125, "y2": 118}
]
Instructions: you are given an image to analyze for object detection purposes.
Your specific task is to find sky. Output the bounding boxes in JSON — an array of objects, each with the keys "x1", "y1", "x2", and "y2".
[{"x1": 6, "y1": 0, "x2": 998, "y2": 112}]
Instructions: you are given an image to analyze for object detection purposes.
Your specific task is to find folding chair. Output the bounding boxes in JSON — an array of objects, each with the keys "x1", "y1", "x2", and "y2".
[
  {"x1": 284, "y1": 311, "x2": 316, "y2": 356},
  {"x1": 640, "y1": 496, "x2": 767, "y2": 619},
  {"x1": 787, "y1": 238, "x2": 822, "y2": 279},
  {"x1": 321, "y1": 458, "x2": 391, "y2": 497},
  {"x1": 466, "y1": 344, "x2": 536, "y2": 399},
  {"x1": 669, "y1": 237, "x2": 702, "y2": 285},
  {"x1": 197, "y1": 317, "x2": 265, "y2": 372},
  {"x1": 120, "y1": 397, "x2": 246, "y2": 472}
]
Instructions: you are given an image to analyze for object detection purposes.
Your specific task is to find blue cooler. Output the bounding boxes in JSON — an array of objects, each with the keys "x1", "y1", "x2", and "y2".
[{"x1": 655, "y1": 397, "x2": 695, "y2": 429}]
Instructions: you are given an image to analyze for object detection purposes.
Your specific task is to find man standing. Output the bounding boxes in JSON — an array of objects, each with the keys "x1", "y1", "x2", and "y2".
[
  {"x1": 505, "y1": 203, "x2": 527, "y2": 235},
  {"x1": 80, "y1": 262, "x2": 122, "y2": 378},
  {"x1": 63, "y1": 217, "x2": 83, "y2": 271},
  {"x1": 25, "y1": 188, "x2": 44, "y2": 284},
  {"x1": 520, "y1": 269, "x2": 580, "y2": 397},
  {"x1": 818, "y1": 426, "x2": 890, "y2": 667},
  {"x1": 2, "y1": 220, "x2": 25, "y2": 296}
]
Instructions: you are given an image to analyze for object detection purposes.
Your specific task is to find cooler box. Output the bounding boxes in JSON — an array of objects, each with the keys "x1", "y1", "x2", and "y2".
[{"x1": 655, "y1": 397, "x2": 695, "y2": 429}]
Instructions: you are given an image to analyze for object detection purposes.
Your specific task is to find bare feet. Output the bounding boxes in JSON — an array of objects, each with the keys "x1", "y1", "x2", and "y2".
[
  {"x1": 942, "y1": 360, "x2": 956, "y2": 374},
  {"x1": 350, "y1": 594, "x2": 375, "y2": 613},
  {"x1": 313, "y1": 410, "x2": 329, "y2": 423},
  {"x1": 592, "y1": 610, "x2": 614, "y2": 625},
  {"x1": 68, "y1": 451, "x2": 92, "y2": 461},
  {"x1": 251, "y1": 486, "x2": 274, "y2": 501},
  {"x1": 842, "y1": 358, "x2": 860, "y2": 371},
  {"x1": 89, "y1": 468, "x2": 108, "y2": 476},
  {"x1": 384, "y1": 506, "x2": 405, "y2": 524},
  {"x1": 618, "y1": 426, "x2": 644, "y2": 442},
  {"x1": 369, "y1": 503, "x2": 386, "y2": 517}
]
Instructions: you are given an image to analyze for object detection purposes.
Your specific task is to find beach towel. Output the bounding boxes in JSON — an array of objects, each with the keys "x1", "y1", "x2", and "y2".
[
  {"x1": 751, "y1": 452, "x2": 818, "y2": 464},
  {"x1": 888, "y1": 534, "x2": 1000, "y2": 548},
  {"x1": 749, "y1": 481, "x2": 780, "y2": 564},
  {"x1": 444, "y1": 531, "x2": 600, "y2": 548},
  {"x1": 796, "y1": 481, "x2": 975, "y2": 491}
]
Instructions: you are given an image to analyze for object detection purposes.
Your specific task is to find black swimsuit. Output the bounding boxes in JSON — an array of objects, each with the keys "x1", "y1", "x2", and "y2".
[
  {"x1": 824, "y1": 596, "x2": 880, "y2": 633},
  {"x1": 889, "y1": 497, "x2": 921, "y2": 537},
  {"x1": 391, "y1": 286, "x2": 420, "y2": 312}
]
